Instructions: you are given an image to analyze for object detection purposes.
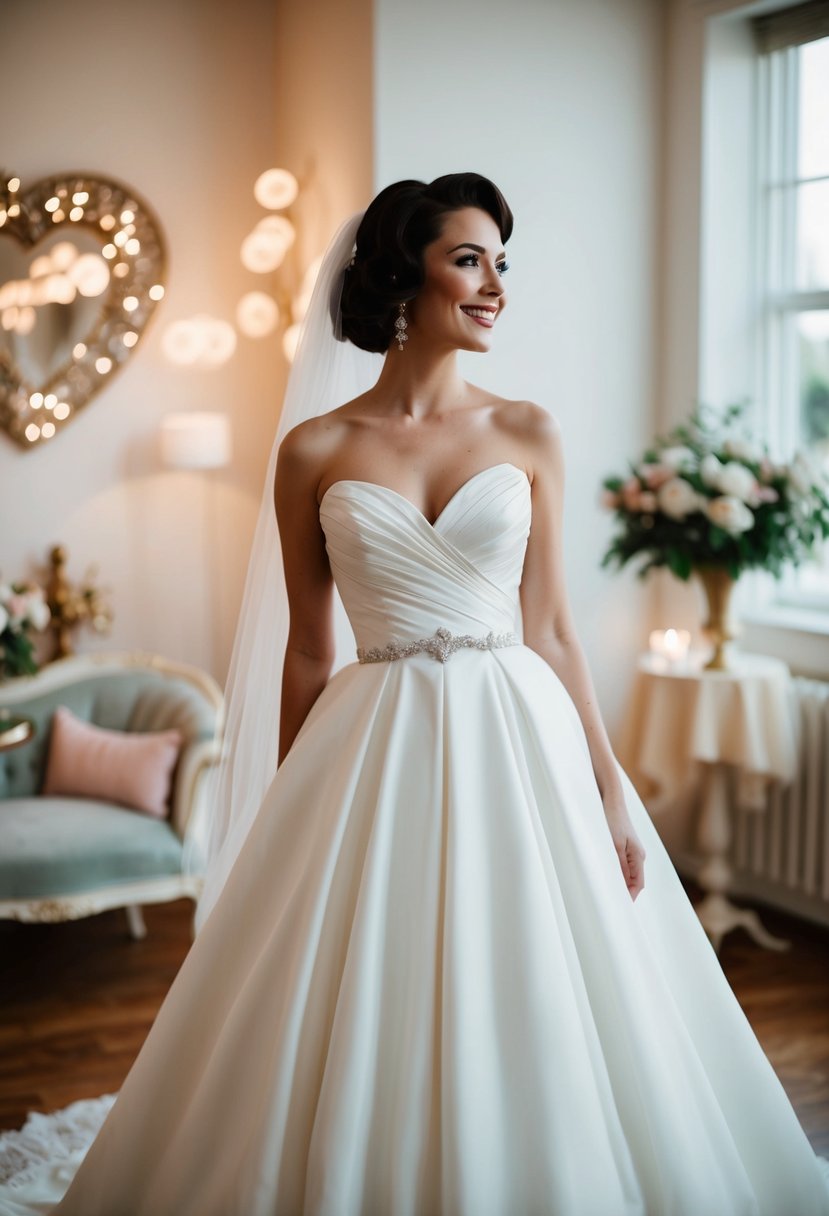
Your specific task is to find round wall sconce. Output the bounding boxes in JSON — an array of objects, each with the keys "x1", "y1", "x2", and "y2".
[
  {"x1": 237, "y1": 291, "x2": 279, "y2": 338},
  {"x1": 161, "y1": 314, "x2": 237, "y2": 368},
  {"x1": 240, "y1": 215, "x2": 296, "y2": 273},
  {"x1": 253, "y1": 168, "x2": 299, "y2": 211}
]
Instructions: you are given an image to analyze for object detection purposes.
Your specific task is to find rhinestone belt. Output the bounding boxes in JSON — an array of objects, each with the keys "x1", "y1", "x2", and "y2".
[{"x1": 357, "y1": 625, "x2": 519, "y2": 665}]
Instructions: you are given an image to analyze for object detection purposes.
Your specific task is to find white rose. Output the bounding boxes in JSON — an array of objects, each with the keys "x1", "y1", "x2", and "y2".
[
  {"x1": 656, "y1": 477, "x2": 702, "y2": 520},
  {"x1": 700, "y1": 453, "x2": 724, "y2": 488},
  {"x1": 788, "y1": 449, "x2": 822, "y2": 496},
  {"x1": 27, "y1": 597, "x2": 51, "y2": 630},
  {"x1": 0, "y1": 582, "x2": 12, "y2": 604},
  {"x1": 0, "y1": 604, "x2": 8, "y2": 633},
  {"x1": 704, "y1": 495, "x2": 754, "y2": 534},
  {"x1": 659, "y1": 445, "x2": 696, "y2": 471},
  {"x1": 717, "y1": 461, "x2": 757, "y2": 502},
  {"x1": 722, "y1": 437, "x2": 761, "y2": 462}
]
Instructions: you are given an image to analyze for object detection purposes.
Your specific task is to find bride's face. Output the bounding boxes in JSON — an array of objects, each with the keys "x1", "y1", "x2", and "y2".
[{"x1": 409, "y1": 206, "x2": 508, "y2": 353}]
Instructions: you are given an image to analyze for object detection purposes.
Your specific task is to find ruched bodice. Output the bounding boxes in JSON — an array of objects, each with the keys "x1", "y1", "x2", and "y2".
[{"x1": 319, "y1": 462, "x2": 531, "y2": 652}]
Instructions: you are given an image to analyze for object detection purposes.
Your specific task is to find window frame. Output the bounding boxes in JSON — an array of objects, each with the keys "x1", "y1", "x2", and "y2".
[{"x1": 755, "y1": 33, "x2": 829, "y2": 612}]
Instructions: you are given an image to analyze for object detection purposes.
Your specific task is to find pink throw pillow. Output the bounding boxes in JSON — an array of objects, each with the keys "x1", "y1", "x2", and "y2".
[{"x1": 41, "y1": 705, "x2": 184, "y2": 819}]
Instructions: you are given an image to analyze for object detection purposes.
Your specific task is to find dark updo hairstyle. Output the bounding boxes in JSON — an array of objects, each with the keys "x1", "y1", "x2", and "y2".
[{"x1": 338, "y1": 172, "x2": 513, "y2": 353}]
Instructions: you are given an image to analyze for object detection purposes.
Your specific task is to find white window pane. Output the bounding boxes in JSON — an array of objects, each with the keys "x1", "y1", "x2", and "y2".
[
  {"x1": 798, "y1": 37, "x2": 829, "y2": 180},
  {"x1": 791, "y1": 310, "x2": 829, "y2": 602},
  {"x1": 795, "y1": 537, "x2": 829, "y2": 599},
  {"x1": 760, "y1": 44, "x2": 829, "y2": 609},
  {"x1": 796, "y1": 180, "x2": 829, "y2": 289}
]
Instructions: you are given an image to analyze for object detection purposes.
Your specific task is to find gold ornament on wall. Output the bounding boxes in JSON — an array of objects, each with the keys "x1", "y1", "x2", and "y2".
[{"x1": 45, "y1": 544, "x2": 114, "y2": 660}]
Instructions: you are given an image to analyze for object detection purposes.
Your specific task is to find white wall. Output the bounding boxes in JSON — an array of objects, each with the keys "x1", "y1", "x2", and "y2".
[
  {"x1": 272, "y1": 0, "x2": 373, "y2": 267},
  {"x1": 374, "y1": 0, "x2": 665, "y2": 736},
  {"x1": 1, "y1": 0, "x2": 284, "y2": 684}
]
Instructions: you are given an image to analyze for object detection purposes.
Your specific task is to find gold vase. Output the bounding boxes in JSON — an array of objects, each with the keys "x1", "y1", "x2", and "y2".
[{"x1": 694, "y1": 565, "x2": 740, "y2": 671}]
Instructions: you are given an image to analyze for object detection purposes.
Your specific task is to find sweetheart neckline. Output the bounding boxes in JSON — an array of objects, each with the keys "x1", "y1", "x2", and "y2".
[{"x1": 318, "y1": 462, "x2": 530, "y2": 529}]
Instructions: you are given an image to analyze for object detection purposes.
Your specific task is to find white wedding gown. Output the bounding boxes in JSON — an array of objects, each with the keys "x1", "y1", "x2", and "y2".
[{"x1": 2, "y1": 462, "x2": 828, "y2": 1216}]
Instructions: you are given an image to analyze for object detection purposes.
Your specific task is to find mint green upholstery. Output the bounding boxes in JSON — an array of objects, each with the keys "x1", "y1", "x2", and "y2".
[
  {"x1": 0, "y1": 799, "x2": 183, "y2": 898},
  {"x1": 0, "y1": 656, "x2": 222, "y2": 922},
  {"x1": 0, "y1": 669, "x2": 216, "y2": 801}
]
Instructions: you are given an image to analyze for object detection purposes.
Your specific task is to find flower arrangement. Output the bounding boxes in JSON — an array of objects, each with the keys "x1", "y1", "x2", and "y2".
[
  {"x1": 0, "y1": 581, "x2": 51, "y2": 679},
  {"x1": 600, "y1": 402, "x2": 829, "y2": 582}
]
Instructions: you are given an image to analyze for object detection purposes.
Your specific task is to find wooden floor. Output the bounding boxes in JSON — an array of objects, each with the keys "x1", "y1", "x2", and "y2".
[{"x1": 2, "y1": 889, "x2": 828, "y2": 1157}]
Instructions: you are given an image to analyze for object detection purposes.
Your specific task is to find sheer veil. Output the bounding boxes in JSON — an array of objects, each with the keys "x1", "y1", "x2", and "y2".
[{"x1": 188, "y1": 210, "x2": 383, "y2": 931}]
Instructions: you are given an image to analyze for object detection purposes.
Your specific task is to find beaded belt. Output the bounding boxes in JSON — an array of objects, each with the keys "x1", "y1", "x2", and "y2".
[{"x1": 357, "y1": 625, "x2": 519, "y2": 665}]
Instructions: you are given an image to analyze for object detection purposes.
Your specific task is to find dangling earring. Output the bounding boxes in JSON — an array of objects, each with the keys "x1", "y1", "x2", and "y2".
[{"x1": 394, "y1": 301, "x2": 408, "y2": 351}]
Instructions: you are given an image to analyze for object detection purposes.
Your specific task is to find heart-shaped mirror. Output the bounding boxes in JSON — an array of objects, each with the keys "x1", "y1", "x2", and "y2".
[{"x1": 0, "y1": 171, "x2": 166, "y2": 451}]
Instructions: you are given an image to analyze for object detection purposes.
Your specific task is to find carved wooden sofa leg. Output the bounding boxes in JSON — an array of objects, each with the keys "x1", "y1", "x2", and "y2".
[{"x1": 125, "y1": 904, "x2": 147, "y2": 940}]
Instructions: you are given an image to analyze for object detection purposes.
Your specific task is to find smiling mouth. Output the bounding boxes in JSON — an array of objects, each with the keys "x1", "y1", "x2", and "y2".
[{"x1": 460, "y1": 306, "x2": 498, "y2": 328}]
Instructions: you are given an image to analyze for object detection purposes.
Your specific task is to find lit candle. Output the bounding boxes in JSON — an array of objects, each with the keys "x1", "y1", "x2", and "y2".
[{"x1": 649, "y1": 628, "x2": 691, "y2": 670}]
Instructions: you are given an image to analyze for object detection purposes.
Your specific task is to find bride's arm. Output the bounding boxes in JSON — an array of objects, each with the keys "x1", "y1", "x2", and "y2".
[
  {"x1": 516, "y1": 405, "x2": 646, "y2": 899},
  {"x1": 274, "y1": 426, "x2": 336, "y2": 768}
]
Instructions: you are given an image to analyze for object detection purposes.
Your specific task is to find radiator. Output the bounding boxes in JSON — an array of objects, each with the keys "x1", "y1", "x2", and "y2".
[{"x1": 732, "y1": 676, "x2": 829, "y2": 929}]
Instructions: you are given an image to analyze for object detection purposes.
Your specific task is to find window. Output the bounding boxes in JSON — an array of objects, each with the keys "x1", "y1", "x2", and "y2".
[{"x1": 755, "y1": 3, "x2": 829, "y2": 608}]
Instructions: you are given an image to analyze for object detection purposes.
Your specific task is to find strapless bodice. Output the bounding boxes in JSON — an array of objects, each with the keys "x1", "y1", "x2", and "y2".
[{"x1": 318, "y1": 462, "x2": 531, "y2": 654}]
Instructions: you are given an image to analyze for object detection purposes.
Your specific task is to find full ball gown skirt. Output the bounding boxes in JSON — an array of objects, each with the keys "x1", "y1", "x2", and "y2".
[{"x1": 2, "y1": 462, "x2": 828, "y2": 1216}]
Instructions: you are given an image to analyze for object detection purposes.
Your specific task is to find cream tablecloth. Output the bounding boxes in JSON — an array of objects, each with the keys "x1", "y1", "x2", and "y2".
[{"x1": 617, "y1": 650, "x2": 798, "y2": 811}]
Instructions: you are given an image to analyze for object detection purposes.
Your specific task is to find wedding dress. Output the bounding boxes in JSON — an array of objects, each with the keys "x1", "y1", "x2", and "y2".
[{"x1": 2, "y1": 461, "x2": 828, "y2": 1216}]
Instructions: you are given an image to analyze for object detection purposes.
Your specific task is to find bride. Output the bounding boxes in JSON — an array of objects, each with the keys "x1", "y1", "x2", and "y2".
[{"x1": 2, "y1": 172, "x2": 828, "y2": 1216}]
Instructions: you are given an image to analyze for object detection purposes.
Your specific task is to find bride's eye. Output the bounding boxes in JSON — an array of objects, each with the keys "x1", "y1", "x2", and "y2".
[{"x1": 455, "y1": 254, "x2": 510, "y2": 275}]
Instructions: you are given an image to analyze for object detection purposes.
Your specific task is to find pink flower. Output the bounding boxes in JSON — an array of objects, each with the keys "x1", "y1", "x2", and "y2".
[
  {"x1": 6, "y1": 594, "x2": 28, "y2": 623},
  {"x1": 639, "y1": 463, "x2": 675, "y2": 490},
  {"x1": 639, "y1": 491, "x2": 658, "y2": 512},
  {"x1": 600, "y1": 488, "x2": 621, "y2": 509},
  {"x1": 621, "y1": 476, "x2": 644, "y2": 511}
]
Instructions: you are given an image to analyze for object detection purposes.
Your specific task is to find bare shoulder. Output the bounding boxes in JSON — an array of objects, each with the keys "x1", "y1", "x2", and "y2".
[
  {"x1": 276, "y1": 399, "x2": 363, "y2": 488},
  {"x1": 495, "y1": 398, "x2": 561, "y2": 440},
  {"x1": 491, "y1": 398, "x2": 563, "y2": 478},
  {"x1": 279, "y1": 410, "x2": 346, "y2": 466}
]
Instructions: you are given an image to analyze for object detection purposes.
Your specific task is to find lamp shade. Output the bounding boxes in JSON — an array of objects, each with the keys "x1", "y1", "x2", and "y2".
[{"x1": 160, "y1": 412, "x2": 232, "y2": 470}]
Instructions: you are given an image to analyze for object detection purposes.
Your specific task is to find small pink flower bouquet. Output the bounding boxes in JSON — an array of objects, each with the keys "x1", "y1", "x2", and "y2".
[
  {"x1": 600, "y1": 402, "x2": 829, "y2": 581},
  {"x1": 0, "y1": 580, "x2": 51, "y2": 679}
]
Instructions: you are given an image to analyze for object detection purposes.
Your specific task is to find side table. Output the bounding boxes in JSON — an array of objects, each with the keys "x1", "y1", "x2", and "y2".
[{"x1": 620, "y1": 650, "x2": 798, "y2": 953}]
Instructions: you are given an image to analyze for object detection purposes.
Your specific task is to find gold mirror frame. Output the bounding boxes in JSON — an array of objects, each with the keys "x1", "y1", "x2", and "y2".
[{"x1": 0, "y1": 171, "x2": 166, "y2": 451}]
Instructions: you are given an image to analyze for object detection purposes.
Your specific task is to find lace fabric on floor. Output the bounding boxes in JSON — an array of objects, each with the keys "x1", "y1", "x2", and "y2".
[{"x1": 0, "y1": 1095, "x2": 116, "y2": 1191}]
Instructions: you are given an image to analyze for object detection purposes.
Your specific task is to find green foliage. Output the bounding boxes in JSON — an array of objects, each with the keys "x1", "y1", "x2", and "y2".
[{"x1": 0, "y1": 629, "x2": 38, "y2": 678}]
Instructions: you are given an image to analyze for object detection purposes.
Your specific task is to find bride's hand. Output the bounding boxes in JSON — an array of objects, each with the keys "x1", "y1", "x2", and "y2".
[{"x1": 602, "y1": 791, "x2": 646, "y2": 901}]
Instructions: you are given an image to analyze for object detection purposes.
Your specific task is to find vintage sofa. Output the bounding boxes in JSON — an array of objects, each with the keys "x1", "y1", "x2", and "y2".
[{"x1": 0, "y1": 651, "x2": 223, "y2": 938}]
